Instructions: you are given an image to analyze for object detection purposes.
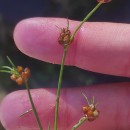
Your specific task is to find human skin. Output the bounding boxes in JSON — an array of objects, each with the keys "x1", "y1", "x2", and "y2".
[{"x1": 0, "y1": 18, "x2": 130, "y2": 130}]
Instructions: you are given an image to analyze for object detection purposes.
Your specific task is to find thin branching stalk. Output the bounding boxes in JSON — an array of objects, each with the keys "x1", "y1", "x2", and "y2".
[
  {"x1": 54, "y1": 2, "x2": 103, "y2": 130},
  {"x1": 25, "y1": 82, "x2": 43, "y2": 130},
  {"x1": 72, "y1": 116, "x2": 88, "y2": 130},
  {"x1": 70, "y1": 2, "x2": 102, "y2": 42},
  {"x1": 0, "y1": 70, "x2": 11, "y2": 73},
  {"x1": 7, "y1": 56, "x2": 16, "y2": 68},
  {"x1": 54, "y1": 47, "x2": 68, "y2": 130},
  {"x1": 48, "y1": 122, "x2": 51, "y2": 130}
]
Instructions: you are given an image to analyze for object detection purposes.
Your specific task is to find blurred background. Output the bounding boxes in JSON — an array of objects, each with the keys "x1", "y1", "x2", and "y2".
[{"x1": 0, "y1": 0, "x2": 130, "y2": 129}]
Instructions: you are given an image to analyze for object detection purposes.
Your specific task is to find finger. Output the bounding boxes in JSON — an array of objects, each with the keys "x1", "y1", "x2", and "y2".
[
  {"x1": 0, "y1": 82, "x2": 130, "y2": 130},
  {"x1": 14, "y1": 18, "x2": 130, "y2": 77}
]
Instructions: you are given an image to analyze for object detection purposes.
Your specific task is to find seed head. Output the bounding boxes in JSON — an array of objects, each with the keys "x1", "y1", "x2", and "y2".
[
  {"x1": 82, "y1": 106, "x2": 89, "y2": 114},
  {"x1": 82, "y1": 93, "x2": 100, "y2": 121},
  {"x1": 16, "y1": 77, "x2": 24, "y2": 85},
  {"x1": 0, "y1": 57, "x2": 31, "y2": 85},
  {"x1": 10, "y1": 66, "x2": 31, "y2": 85},
  {"x1": 17, "y1": 66, "x2": 23, "y2": 73},
  {"x1": 58, "y1": 28, "x2": 71, "y2": 47},
  {"x1": 58, "y1": 19, "x2": 72, "y2": 47}
]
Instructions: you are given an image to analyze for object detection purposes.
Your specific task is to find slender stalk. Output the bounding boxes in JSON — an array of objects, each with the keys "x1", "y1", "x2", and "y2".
[
  {"x1": 72, "y1": 116, "x2": 88, "y2": 130},
  {"x1": 0, "y1": 70, "x2": 11, "y2": 73},
  {"x1": 54, "y1": 2, "x2": 103, "y2": 130},
  {"x1": 48, "y1": 123, "x2": 51, "y2": 130},
  {"x1": 54, "y1": 47, "x2": 68, "y2": 130},
  {"x1": 70, "y1": 2, "x2": 102, "y2": 42},
  {"x1": 25, "y1": 82, "x2": 43, "y2": 130},
  {"x1": 1, "y1": 66, "x2": 12, "y2": 70},
  {"x1": 7, "y1": 56, "x2": 16, "y2": 68},
  {"x1": 81, "y1": 92, "x2": 90, "y2": 105}
]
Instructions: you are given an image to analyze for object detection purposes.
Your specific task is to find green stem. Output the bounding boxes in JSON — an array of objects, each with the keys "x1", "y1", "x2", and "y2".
[
  {"x1": 1, "y1": 66, "x2": 12, "y2": 70},
  {"x1": 72, "y1": 116, "x2": 88, "y2": 130},
  {"x1": 0, "y1": 70, "x2": 11, "y2": 74},
  {"x1": 70, "y1": 2, "x2": 102, "y2": 42},
  {"x1": 54, "y1": 47, "x2": 68, "y2": 130},
  {"x1": 53, "y1": 2, "x2": 103, "y2": 130},
  {"x1": 25, "y1": 82, "x2": 43, "y2": 130},
  {"x1": 6, "y1": 56, "x2": 16, "y2": 68}
]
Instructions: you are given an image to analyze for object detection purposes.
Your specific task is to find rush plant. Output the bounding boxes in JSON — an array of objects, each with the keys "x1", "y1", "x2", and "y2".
[{"x1": 0, "y1": 0, "x2": 112, "y2": 130}]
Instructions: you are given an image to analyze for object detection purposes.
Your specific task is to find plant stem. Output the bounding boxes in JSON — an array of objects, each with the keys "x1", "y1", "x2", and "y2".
[
  {"x1": 1, "y1": 66, "x2": 12, "y2": 70},
  {"x1": 0, "y1": 70, "x2": 11, "y2": 74},
  {"x1": 54, "y1": 47, "x2": 68, "y2": 130},
  {"x1": 25, "y1": 82, "x2": 43, "y2": 130},
  {"x1": 7, "y1": 56, "x2": 16, "y2": 68},
  {"x1": 70, "y1": 2, "x2": 102, "y2": 42},
  {"x1": 54, "y1": 2, "x2": 103, "y2": 130},
  {"x1": 72, "y1": 116, "x2": 88, "y2": 130}
]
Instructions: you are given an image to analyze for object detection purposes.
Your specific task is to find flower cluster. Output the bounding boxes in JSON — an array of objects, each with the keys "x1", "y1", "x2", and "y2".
[
  {"x1": 83, "y1": 104, "x2": 99, "y2": 121},
  {"x1": 10, "y1": 66, "x2": 30, "y2": 85},
  {"x1": 58, "y1": 19, "x2": 71, "y2": 47},
  {"x1": 58, "y1": 28, "x2": 71, "y2": 47},
  {"x1": 82, "y1": 93, "x2": 99, "y2": 121},
  {"x1": 0, "y1": 57, "x2": 30, "y2": 85}
]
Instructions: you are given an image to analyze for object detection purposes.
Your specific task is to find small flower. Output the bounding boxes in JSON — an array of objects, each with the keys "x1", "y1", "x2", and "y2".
[
  {"x1": 82, "y1": 93, "x2": 100, "y2": 121},
  {"x1": 0, "y1": 56, "x2": 31, "y2": 85},
  {"x1": 58, "y1": 19, "x2": 72, "y2": 47},
  {"x1": 82, "y1": 106, "x2": 89, "y2": 114},
  {"x1": 97, "y1": 0, "x2": 112, "y2": 3},
  {"x1": 58, "y1": 28, "x2": 71, "y2": 46},
  {"x1": 11, "y1": 67, "x2": 31, "y2": 85},
  {"x1": 16, "y1": 77, "x2": 23, "y2": 85}
]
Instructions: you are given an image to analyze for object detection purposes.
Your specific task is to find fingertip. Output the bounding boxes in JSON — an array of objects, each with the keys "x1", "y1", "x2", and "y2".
[
  {"x1": 1, "y1": 83, "x2": 130, "y2": 130},
  {"x1": 0, "y1": 91, "x2": 23, "y2": 130},
  {"x1": 14, "y1": 18, "x2": 130, "y2": 77},
  {"x1": 0, "y1": 89, "x2": 54, "y2": 130},
  {"x1": 13, "y1": 18, "x2": 78, "y2": 64}
]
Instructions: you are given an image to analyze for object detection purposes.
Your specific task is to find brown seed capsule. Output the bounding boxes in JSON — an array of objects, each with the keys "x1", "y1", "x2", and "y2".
[
  {"x1": 16, "y1": 77, "x2": 24, "y2": 85},
  {"x1": 17, "y1": 66, "x2": 23, "y2": 73},
  {"x1": 93, "y1": 110, "x2": 100, "y2": 117},
  {"x1": 24, "y1": 68, "x2": 31, "y2": 79},
  {"x1": 87, "y1": 109, "x2": 94, "y2": 117},
  {"x1": 89, "y1": 104, "x2": 95, "y2": 111},
  {"x1": 10, "y1": 74, "x2": 17, "y2": 81},
  {"x1": 82, "y1": 106, "x2": 89, "y2": 114},
  {"x1": 21, "y1": 72, "x2": 26, "y2": 80},
  {"x1": 58, "y1": 28, "x2": 71, "y2": 46}
]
